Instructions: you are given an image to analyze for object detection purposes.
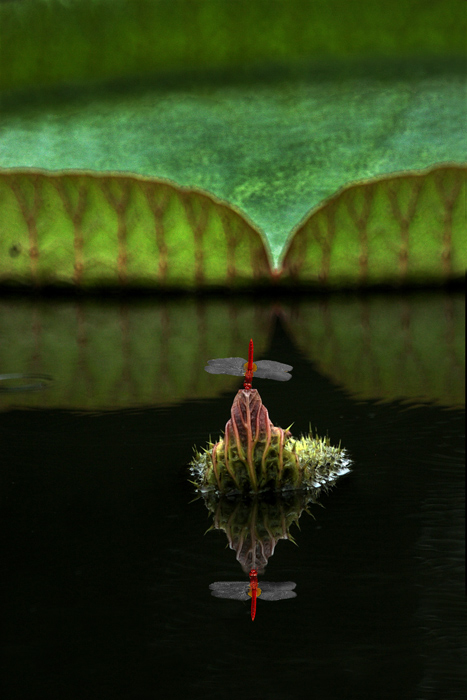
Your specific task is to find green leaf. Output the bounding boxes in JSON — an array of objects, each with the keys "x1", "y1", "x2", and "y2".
[
  {"x1": 0, "y1": 169, "x2": 273, "y2": 289},
  {"x1": 1, "y1": 0, "x2": 465, "y2": 93},
  {"x1": 278, "y1": 164, "x2": 467, "y2": 286},
  {"x1": 0, "y1": 165, "x2": 465, "y2": 289}
]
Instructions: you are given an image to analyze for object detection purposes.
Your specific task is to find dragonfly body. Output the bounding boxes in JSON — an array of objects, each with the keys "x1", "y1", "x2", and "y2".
[
  {"x1": 248, "y1": 568, "x2": 261, "y2": 621},
  {"x1": 205, "y1": 339, "x2": 292, "y2": 387}
]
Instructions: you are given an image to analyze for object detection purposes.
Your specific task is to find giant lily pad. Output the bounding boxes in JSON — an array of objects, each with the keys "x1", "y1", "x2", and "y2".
[
  {"x1": 278, "y1": 164, "x2": 467, "y2": 287},
  {"x1": 0, "y1": 165, "x2": 465, "y2": 288},
  {"x1": 1, "y1": 1, "x2": 465, "y2": 277},
  {"x1": 0, "y1": 169, "x2": 273, "y2": 289},
  {"x1": 1, "y1": 0, "x2": 464, "y2": 94}
]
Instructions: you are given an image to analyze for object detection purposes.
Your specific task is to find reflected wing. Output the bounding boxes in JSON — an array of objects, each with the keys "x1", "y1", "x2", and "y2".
[
  {"x1": 255, "y1": 581, "x2": 297, "y2": 601},
  {"x1": 255, "y1": 360, "x2": 293, "y2": 381},
  {"x1": 204, "y1": 358, "x2": 247, "y2": 377},
  {"x1": 209, "y1": 582, "x2": 249, "y2": 601},
  {"x1": 210, "y1": 581, "x2": 297, "y2": 602}
]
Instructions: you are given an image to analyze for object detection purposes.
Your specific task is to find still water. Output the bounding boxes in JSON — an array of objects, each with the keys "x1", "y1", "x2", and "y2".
[{"x1": 1, "y1": 291, "x2": 465, "y2": 700}]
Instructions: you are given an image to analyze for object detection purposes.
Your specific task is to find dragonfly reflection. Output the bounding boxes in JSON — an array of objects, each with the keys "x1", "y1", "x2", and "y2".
[
  {"x1": 205, "y1": 339, "x2": 292, "y2": 390},
  {"x1": 210, "y1": 568, "x2": 297, "y2": 621}
]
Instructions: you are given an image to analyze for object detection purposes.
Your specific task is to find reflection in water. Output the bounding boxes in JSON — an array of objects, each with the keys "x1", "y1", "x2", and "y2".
[
  {"x1": 203, "y1": 487, "x2": 345, "y2": 620},
  {"x1": 0, "y1": 293, "x2": 462, "y2": 409},
  {"x1": 210, "y1": 580, "x2": 296, "y2": 602},
  {"x1": 0, "y1": 373, "x2": 53, "y2": 393},
  {"x1": 203, "y1": 490, "x2": 326, "y2": 574},
  {"x1": 210, "y1": 575, "x2": 296, "y2": 621}
]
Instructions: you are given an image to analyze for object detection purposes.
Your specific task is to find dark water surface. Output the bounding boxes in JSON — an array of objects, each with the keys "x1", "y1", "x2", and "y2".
[{"x1": 1, "y1": 292, "x2": 465, "y2": 700}]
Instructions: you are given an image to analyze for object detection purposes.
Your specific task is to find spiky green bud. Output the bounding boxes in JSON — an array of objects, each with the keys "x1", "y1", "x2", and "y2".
[{"x1": 190, "y1": 388, "x2": 351, "y2": 495}]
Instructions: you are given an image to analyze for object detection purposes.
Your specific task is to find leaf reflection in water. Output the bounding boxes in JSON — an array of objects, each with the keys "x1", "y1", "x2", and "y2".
[{"x1": 0, "y1": 373, "x2": 53, "y2": 393}]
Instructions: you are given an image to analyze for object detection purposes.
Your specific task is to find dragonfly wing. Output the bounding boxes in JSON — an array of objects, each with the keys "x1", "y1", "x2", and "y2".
[
  {"x1": 209, "y1": 582, "x2": 250, "y2": 601},
  {"x1": 256, "y1": 582, "x2": 297, "y2": 601},
  {"x1": 255, "y1": 360, "x2": 293, "y2": 381},
  {"x1": 254, "y1": 370, "x2": 292, "y2": 381},
  {"x1": 260, "y1": 590, "x2": 297, "y2": 601},
  {"x1": 204, "y1": 358, "x2": 247, "y2": 377},
  {"x1": 256, "y1": 360, "x2": 293, "y2": 373}
]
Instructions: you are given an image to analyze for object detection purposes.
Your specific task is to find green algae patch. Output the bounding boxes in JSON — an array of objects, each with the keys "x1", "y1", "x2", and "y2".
[{"x1": 190, "y1": 388, "x2": 351, "y2": 495}]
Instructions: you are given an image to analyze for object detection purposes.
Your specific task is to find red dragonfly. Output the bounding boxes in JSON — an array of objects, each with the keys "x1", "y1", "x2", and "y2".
[
  {"x1": 205, "y1": 339, "x2": 292, "y2": 390},
  {"x1": 209, "y1": 569, "x2": 297, "y2": 621},
  {"x1": 249, "y1": 569, "x2": 260, "y2": 621}
]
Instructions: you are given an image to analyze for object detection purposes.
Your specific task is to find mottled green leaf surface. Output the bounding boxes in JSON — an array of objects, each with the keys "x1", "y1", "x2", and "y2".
[
  {"x1": 0, "y1": 295, "x2": 463, "y2": 410},
  {"x1": 1, "y1": 63, "x2": 465, "y2": 269}
]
